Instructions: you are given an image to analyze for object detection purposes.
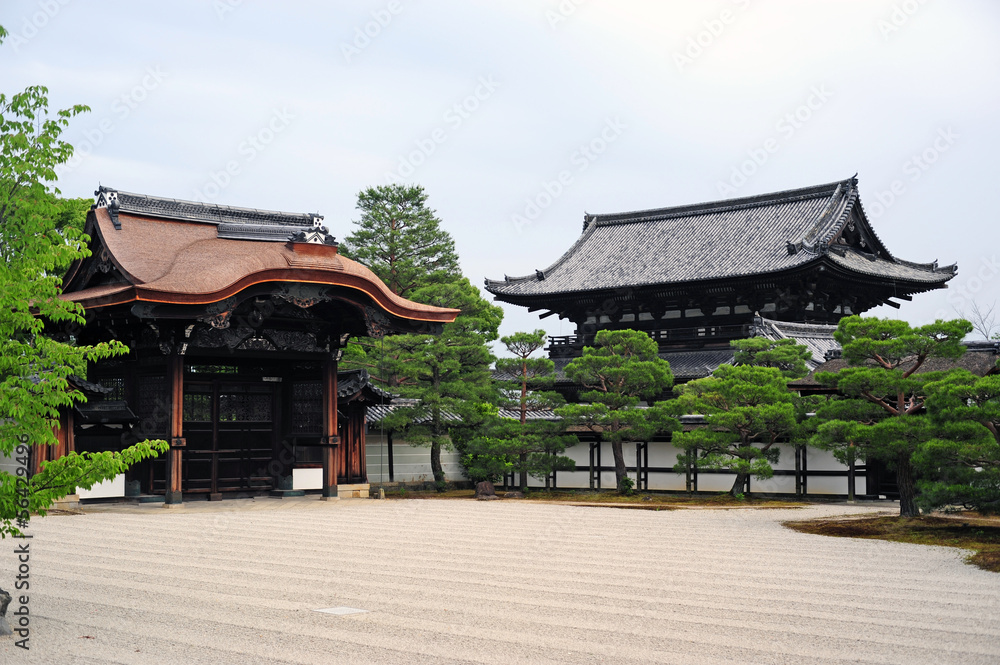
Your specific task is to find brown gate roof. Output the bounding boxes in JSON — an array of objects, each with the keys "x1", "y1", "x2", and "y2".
[{"x1": 61, "y1": 187, "x2": 458, "y2": 327}]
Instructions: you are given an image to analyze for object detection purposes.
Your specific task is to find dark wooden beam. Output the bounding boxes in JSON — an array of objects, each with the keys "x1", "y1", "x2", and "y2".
[{"x1": 387, "y1": 431, "x2": 394, "y2": 482}]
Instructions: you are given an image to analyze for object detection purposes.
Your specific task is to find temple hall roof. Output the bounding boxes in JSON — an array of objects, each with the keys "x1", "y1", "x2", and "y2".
[{"x1": 485, "y1": 176, "x2": 955, "y2": 301}]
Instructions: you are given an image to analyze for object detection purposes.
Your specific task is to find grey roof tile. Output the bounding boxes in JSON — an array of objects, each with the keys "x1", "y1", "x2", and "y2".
[
  {"x1": 94, "y1": 186, "x2": 331, "y2": 244},
  {"x1": 552, "y1": 348, "x2": 735, "y2": 383},
  {"x1": 486, "y1": 177, "x2": 954, "y2": 298},
  {"x1": 827, "y1": 247, "x2": 953, "y2": 283},
  {"x1": 752, "y1": 316, "x2": 840, "y2": 368},
  {"x1": 792, "y1": 341, "x2": 1000, "y2": 388}
]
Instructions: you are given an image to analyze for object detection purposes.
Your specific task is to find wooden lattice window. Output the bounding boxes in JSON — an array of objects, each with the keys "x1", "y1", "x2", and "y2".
[
  {"x1": 98, "y1": 376, "x2": 125, "y2": 400},
  {"x1": 291, "y1": 381, "x2": 322, "y2": 434},
  {"x1": 135, "y1": 375, "x2": 168, "y2": 436},
  {"x1": 183, "y1": 391, "x2": 212, "y2": 422},
  {"x1": 218, "y1": 386, "x2": 272, "y2": 422}
]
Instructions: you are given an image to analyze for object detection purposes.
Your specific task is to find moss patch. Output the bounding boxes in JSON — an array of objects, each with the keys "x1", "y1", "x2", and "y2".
[{"x1": 785, "y1": 514, "x2": 1000, "y2": 573}]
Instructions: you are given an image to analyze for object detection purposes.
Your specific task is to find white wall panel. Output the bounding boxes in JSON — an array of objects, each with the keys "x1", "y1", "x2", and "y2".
[{"x1": 78, "y1": 474, "x2": 125, "y2": 499}]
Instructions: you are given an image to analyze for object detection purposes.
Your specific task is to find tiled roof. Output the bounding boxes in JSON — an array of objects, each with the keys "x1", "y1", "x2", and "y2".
[
  {"x1": 552, "y1": 347, "x2": 735, "y2": 383},
  {"x1": 485, "y1": 176, "x2": 955, "y2": 298},
  {"x1": 826, "y1": 247, "x2": 951, "y2": 284},
  {"x1": 366, "y1": 398, "x2": 462, "y2": 424},
  {"x1": 338, "y1": 369, "x2": 393, "y2": 403},
  {"x1": 752, "y1": 315, "x2": 840, "y2": 368},
  {"x1": 659, "y1": 348, "x2": 736, "y2": 380},
  {"x1": 791, "y1": 341, "x2": 1000, "y2": 388},
  {"x1": 367, "y1": 396, "x2": 560, "y2": 425},
  {"x1": 100, "y1": 186, "x2": 320, "y2": 232}
]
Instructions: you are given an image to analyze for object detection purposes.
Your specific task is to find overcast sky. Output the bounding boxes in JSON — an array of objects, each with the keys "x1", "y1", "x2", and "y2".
[{"x1": 4, "y1": 0, "x2": 999, "y2": 350}]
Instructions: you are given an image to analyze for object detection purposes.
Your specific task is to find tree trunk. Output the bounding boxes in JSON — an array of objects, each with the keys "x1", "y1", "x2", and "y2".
[
  {"x1": 519, "y1": 454, "x2": 528, "y2": 491},
  {"x1": 895, "y1": 454, "x2": 919, "y2": 517},
  {"x1": 729, "y1": 472, "x2": 748, "y2": 497},
  {"x1": 611, "y1": 441, "x2": 627, "y2": 490},
  {"x1": 430, "y1": 437, "x2": 445, "y2": 488}
]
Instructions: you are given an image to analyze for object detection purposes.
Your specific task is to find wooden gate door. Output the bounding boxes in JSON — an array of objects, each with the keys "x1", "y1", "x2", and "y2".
[
  {"x1": 215, "y1": 382, "x2": 275, "y2": 494},
  {"x1": 184, "y1": 380, "x2": 276, "y2": 498}
]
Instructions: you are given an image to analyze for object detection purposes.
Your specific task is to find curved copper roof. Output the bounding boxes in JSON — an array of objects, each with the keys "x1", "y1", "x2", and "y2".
[{"x1": 61, "y1": 194, "x2": 458, "y2": 326}]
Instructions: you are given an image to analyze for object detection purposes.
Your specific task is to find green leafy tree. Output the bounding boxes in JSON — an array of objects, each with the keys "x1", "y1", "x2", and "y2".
[
  {"x1": 811, "y1": 316, "x2": 972, "y2": 517},
  {"x1": 0, "y1": 24, "x2": 166, "y2": 543},
  {"x1": 1, "y1": 443, "x2": 167, "y2": 539},
  {"x1": 340, "y1": 183, "x2": 460, "y2": 299},
  {"x1": 916, "y1": 370, "x2": 1000, "y2": 513},
  {"x1": 557, "y1": 329, "x2": 677, "y2": 493},
  {"x1": 492, "y1": 330, "x2": 575, "y2": 490},
  {"x1": 672, "y1": 364, "x2": 803, "y2": 497},
  {"x1": 382, "y1": 278, "x2": 503, "y2": 489}
]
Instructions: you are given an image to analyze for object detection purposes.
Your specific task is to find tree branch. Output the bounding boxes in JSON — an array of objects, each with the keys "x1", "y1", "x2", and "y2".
[{"x1": 862, "y1": 390, "x2": 898, "y2": 416}]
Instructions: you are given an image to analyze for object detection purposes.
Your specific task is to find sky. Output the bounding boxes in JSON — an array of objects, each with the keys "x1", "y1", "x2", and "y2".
[{"x1": 4, "y1": 0, "x2": 1000, "y2": 351}]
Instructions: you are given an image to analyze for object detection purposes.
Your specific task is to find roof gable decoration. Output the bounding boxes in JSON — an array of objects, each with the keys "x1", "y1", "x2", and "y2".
[
  {"x1": 94, "y1": 187, "x2": 122, "y2": 229},
  {"x1": 785, "y1": 178, "x2": 884, "y2": 259},
  {"x1": 288, "y1": 217, "x2": 338, "y2": 246}
]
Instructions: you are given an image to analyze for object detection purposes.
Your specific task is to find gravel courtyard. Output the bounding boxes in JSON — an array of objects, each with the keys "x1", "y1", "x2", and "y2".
[{"x1": 2, "y1": 498, "x2": 999, "y2": 664}]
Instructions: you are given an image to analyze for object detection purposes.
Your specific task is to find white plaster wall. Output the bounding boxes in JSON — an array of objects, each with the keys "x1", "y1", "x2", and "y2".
[
  {"x1": 0, "y1": 451, "x2": 18, "y2": 476},
  {"x1": 78, "y1": 473, "x2": 125, "y2": 499},
  {"x1": 537, "y1": 438, "x2": 856, "y2": 495},
  {"x1": 366, "y1": 433, "x2": 467, "y2": 484},
  {"x1": 747, "y1": 474, "x2": 797, "y2": 495},
  {"x1": 363, "y1": 433, "x2": 863, "y2": 496},
  {"x1": 804, "y1": 446, "x2": 847, "y2": 470}
]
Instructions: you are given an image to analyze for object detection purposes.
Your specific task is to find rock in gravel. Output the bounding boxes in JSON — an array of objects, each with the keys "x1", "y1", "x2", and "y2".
[
  {"x1": 477, "y1": 494, "x2": 499, "y2": 501},
  {"x1": 504, "y1": 491, "x2": 524, "y2": 499},
  {"x1": 0, "y1": 587, "x2": 12, "y2": 637},
  {"x1": 475, "y1": 481, "x2": 496, "y2": 497}
]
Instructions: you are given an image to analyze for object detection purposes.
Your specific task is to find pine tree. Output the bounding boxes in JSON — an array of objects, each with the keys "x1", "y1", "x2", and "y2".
[
  {"x1": 671, "y1": 338, "x2": 813, "y2": 498},
  {"x1": 915, "y1": 369, "x2": 1000, "y2": 513},
  {"x1": 381, "y1": 278, "x2": 503, "y2": 489},
  {"x1": 731, "y1": 337, "x2": 811, "y2": 380},
  {"x1": 340, "y1": 183, "x2": 463, "y2": 389},
  {"x1": 489, "y1": 330, "x2": 575, "y2": 490},
  {"x1": 811, "y1": 316, "x2": 972, "y2": 517},
  {"x1": 672, "y1": 363, "x2": 804, "y2": 498},
  {"x1": 340, "y1": 184, "x2": 460, "y2": 299},
  {"x1": 557, "y1": 329, "x2": 677, "y2": 493}
]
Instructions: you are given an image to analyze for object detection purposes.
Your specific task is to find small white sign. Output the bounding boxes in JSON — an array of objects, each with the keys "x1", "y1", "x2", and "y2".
[{"x1": 313, "y1": 607, "x2": 368, "y2": 616}]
